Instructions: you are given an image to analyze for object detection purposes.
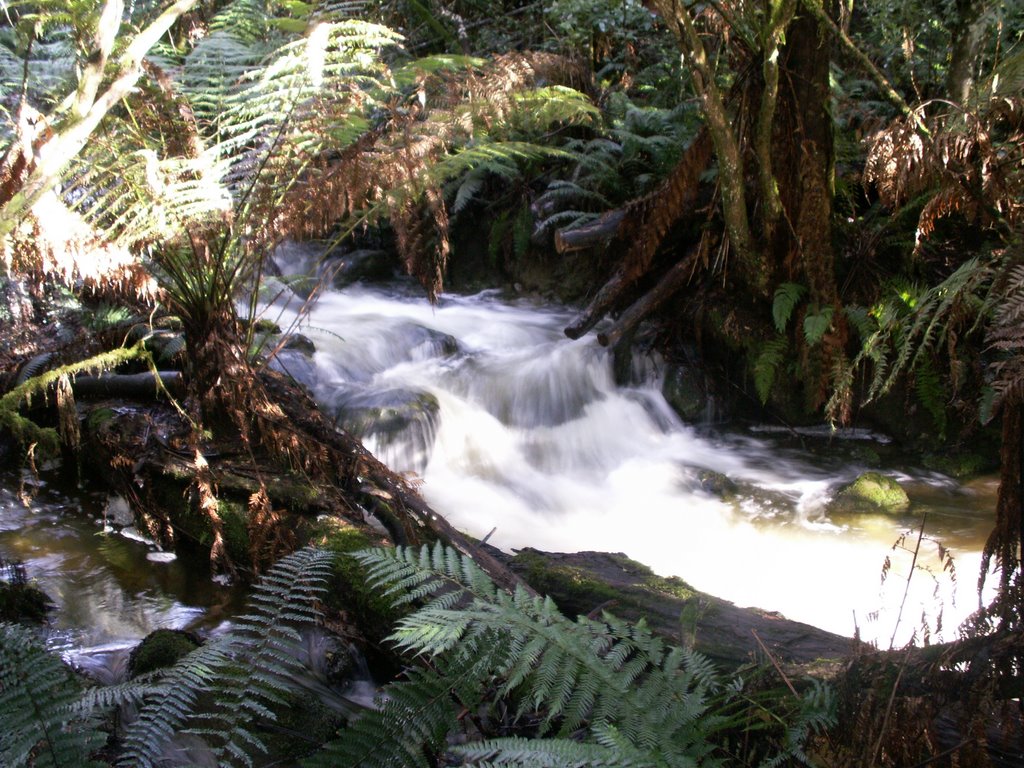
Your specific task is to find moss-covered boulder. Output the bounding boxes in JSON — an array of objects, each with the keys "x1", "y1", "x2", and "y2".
[
  {"x1": 128, "y1": 628, "x2": 201, "y2": 677},
  {"x1": 833, "y1": 472, "x2": 910, "y2": 513},
  {"x1": 662, "y1": 362, "x2": 709, "y2": 423},
  {"x1": 0, "y1": 561, "x2": 53, "y2": 624}
]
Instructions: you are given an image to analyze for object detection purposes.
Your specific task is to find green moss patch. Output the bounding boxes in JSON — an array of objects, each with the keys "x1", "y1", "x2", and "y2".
[
  {"x1": 834, "y1": 472, "x2": 910, "y2": 513},
  {"x1": 128, "y1": 628, "x2": 201, "y2": 677}
]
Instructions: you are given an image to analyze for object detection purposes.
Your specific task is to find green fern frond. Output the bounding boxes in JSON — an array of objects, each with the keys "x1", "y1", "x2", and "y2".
[
  {"x1": 451, "y1": 171, "x2": 487, "y2": 214},
  {"x1": 0, "y1": 623, "x2": 107, "y2": 768},
  {"x1": 802, "y1": 306, "x2": 834, "y2": 346},
  {"x1": 455, "y1": 734, "x2": 627, "y2": 766},
  {"x1": 509, "y1": 86, "x2": 600, "y2": 132},
  {"x1": 426, "y1": 142, "x2": 573, "y2": 189},
  {"x1": 753, "y1": 337, "x2": 789, "y2": 404},
  {"x1": 120, "y1": 547, "x2": 335, "y2": 768},
  {"x1": 535, "y1": 179, "x2": 613, "y2": 211},
  {"x1": 118, "y1": 642, "x2": 226, "y2": 768},
  {"x1": 392, "y1": 54, "x2": 487, "y2": 87},
  {"x1": 534, "y1": 209, "x2": 598, "y2": 237},
  {"x1": 303, "y1": 668, "x2": 458, "y2": 768},
  {"x1": 772, "y1": 283, "x2": 806, "y2": 333},
  {"x1": 354, "y1": 542, "x2": 499, "y2": 607}
]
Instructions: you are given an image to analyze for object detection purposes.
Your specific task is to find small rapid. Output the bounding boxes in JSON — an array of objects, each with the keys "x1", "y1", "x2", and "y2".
[{"x1": 262, "y1": 277, "x2": 997, "y2": 648}]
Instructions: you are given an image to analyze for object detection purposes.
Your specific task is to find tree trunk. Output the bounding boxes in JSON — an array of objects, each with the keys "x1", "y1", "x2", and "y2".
[
  {"x1": 775, "y1": 4, "x2": 837, "y2": 308},
  {"x1": 947, "y1": 0, "x2": 991, "y2": 104}
]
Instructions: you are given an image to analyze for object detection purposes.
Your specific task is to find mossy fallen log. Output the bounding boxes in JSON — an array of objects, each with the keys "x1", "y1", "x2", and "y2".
[{"x1": 508, "y1": 548, "x2": 859, "y2": 674}]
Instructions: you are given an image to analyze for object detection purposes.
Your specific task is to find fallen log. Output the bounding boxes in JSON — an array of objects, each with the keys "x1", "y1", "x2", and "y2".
[
  {"x1": 563, "y1": 267, "x2": 634, "y2": 339},
  {"x1": 507, "y1": 548, "x2": 859, "y2": 674},
  {"x1": 596, "y1": 246, "x2": 700, "y2": 348},
  {"x1": 554, "y1": 210, "x2": 627, "y2": 254},
  {"x1": 71, "y1": 371, "x2": 184, "y2": 399}
]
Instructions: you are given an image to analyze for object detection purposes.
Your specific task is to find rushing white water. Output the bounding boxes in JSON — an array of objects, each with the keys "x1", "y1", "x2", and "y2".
[{"x1": 262, "y1": 275, "x2": 996, "y2": 648}]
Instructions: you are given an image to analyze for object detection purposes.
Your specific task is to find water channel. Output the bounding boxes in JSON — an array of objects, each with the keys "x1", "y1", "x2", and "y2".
[
  {"x1": 0, "y1": 270, "x2": 999, "y2": 661},
  {"x1": 264, "y1": 274, "x2": 997, "y2": 648}
]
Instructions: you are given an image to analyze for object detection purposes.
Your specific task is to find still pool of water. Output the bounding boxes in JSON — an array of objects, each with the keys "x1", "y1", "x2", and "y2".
[{"x1": 0, "y1": 470, "x2": 240, "y2": 669}]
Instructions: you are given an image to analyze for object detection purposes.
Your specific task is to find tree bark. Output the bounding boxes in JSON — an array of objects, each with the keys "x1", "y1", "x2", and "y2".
[
  {"x1": 596, "y1": 246, "x2": 699, "y2": 348},
  {"x1": 946, "y1": 0, "x2": 991, "y2": 104}
]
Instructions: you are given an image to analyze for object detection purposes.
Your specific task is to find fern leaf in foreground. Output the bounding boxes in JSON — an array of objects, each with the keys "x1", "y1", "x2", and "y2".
[
  {"x1": 354, "y1": 546, "x2": 729, "y2": 761},
  {"x1": 119, "y1": 547, "x2": 335, "y2": 768},
  {"x1": 0, "y1": 623, "x2": 107, "y2": 768}
]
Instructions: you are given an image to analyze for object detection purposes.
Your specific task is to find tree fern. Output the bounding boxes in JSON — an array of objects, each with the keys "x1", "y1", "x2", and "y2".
[{"x1": 0, "y1": 623, "x2": 107, "y2": 768}]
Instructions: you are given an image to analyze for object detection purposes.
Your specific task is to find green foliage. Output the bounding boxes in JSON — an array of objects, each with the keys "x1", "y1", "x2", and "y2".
[
  {"x1": 802, "y1": 306, "x2": 834, "y2": 346},
  {"x1": 771, "y1": 282, "x2": 806, "y2": 333},
  {"x1": 913, "y1": 355, "x2": 948, "y2": 436},
  {"x1": 753, "y1": 336, "x2": 789, "y2": 404},
  {"x1": 124, "y1": 547, "x2": 335, "y2": 767},
  {"x1": 0, "y1": 544, "x2": 837, "y2": 767},
  {"x1": 338, "y1": 543, "x2": 836, "y2": 767},
  {"x1": 0, "y1": 342, "x2": 149, "y2": 454},
  {"x1": 0, "y1": 623, "x2": 107, "y2": 767}
]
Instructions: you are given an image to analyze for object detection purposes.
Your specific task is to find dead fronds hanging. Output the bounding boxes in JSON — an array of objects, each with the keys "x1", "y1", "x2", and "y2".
[
  {"x1": 247, "y1": 484, "x2": 296, "y2": 575},
  {"x1": 864, "y1": 97, "x2": 1024, "y2": 251}
]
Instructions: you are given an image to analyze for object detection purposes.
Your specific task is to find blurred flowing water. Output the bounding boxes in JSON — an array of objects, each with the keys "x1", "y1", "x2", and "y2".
[
  {"x1": 0, "y1": 273, "x2": 998, "y2": 660},
  {"x1": 265, "y1": 274, "x2": 997, "y2": 648}
]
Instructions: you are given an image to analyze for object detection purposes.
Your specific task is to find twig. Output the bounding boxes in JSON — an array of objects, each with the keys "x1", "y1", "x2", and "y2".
[
  {"x1": 751, "y1": 629, "x2": 799, "y2": 699},
  {"x1": 871, "y1": 647, "x2": 912, "y2": 766},
  {"x1": 890, "y1": 512, "x2": 928, "y2": 650}
]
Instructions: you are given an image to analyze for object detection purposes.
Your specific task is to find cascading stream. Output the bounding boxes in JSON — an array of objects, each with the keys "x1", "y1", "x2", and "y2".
[{"x1": 263, "y1": 278, "x2": 997, "y2": 648}]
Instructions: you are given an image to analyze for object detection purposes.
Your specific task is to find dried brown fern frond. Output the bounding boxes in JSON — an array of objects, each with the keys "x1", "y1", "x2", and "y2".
[
  {"x1": 615, "y1": 128, "x2": 713, "y2": 281},
  {"x1": 864, "y1": 97, "x2": 1024, "y2": 251},
  {"x1": 247, "y1": 485, "x2": 296, "y2": 574},
  {"x1": 264, "y1": 51, "x2": 591, "y2": 299}
]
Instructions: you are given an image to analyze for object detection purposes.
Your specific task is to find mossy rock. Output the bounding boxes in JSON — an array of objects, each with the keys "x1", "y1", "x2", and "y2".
[
  {"x1": 128, "y1": 628, "x2": 201, "y2": 677},
  {"x1": 662, "y1": 363, "x2": 709, "y2": 423},
  {"x1": 693, "y1": 469, "x2": 739, "y2": 499},
  {"x1": 307, "y1": 518, "x2": 399, "y2": 646},
  {"x1": 217, "y1": 498, "x2": 253, "y2": 570},
  {"x1": 921, "y1": 451, "x2": 992, "y2": 479},
  {"x1": 0, "y1": 578, "x2": 53, "y2": 623},
  {"x1": 283, "y1": 333, "x2": 316, "y2": 356},
  {"x1": 509, "y1": 549, "x2": 853, "y2": 670},
  {"x1": 833, "y1": 472, "x2": 910, "y2": 513}
]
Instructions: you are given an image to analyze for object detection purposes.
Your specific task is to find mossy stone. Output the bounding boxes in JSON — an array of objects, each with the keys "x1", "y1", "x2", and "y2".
[
  {"x1": 835, "y1": 472, "x2": 910, "y2": 512},
  {"x1": 0, "y1": 579, "x2": 53, "y2": 623},
  {"x1": 308, "y1": 518, "x2": 398, "y2": 644},
  {"x1": 128, "y1": 628, "x2": 201, "y2": 677},
  {"x1": 921, "y1": 451, "x2": 991, "y2": 479},
  {"x1": 217, "y1": 498, "x2": 252, "y2": 570}
]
